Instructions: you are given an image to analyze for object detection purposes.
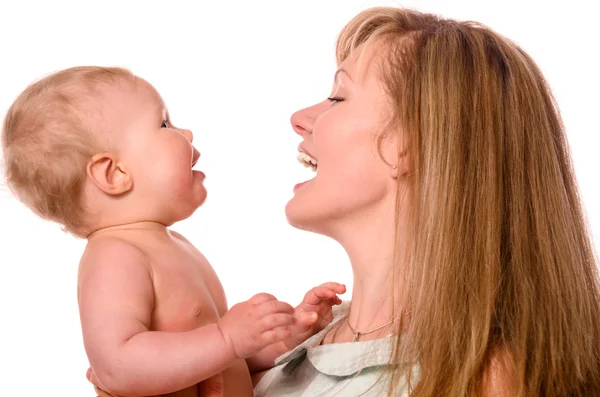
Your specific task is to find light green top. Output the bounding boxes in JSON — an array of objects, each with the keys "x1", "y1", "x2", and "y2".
[{"x1": 254, "y1": 302, "x2": 419, "y2": 397}]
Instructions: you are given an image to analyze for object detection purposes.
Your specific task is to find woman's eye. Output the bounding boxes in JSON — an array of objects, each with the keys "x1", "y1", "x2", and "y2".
[
  {"x1": 327, "y1": 97, "x2": 344, "y2": 104},
  {"x1": 161, "y1": 120, "x2": 170, "y2": 128}
]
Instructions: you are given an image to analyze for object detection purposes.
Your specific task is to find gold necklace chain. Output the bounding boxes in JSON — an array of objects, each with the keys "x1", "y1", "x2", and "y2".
[{"x1": 346, "y1": 311, "x2": 411, "y2": 342}]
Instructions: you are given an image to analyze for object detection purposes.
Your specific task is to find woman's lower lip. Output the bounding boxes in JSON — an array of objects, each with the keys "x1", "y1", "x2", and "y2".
[{"x1": 293, "y1": 178, "x2": 313, "y2": 192}]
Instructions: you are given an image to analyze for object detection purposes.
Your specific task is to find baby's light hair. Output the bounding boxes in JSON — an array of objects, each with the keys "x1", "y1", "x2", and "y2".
[{"x1": 1, "y1": 66, "x2": 136, "y2": 236}]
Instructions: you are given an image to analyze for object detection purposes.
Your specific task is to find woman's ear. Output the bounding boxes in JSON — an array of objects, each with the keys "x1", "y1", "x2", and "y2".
[
  {"x1": 380, "y1": 130, "x2": 410, "y2": 179},
  {"x1": 392, "y1": 148, "x2": 411, "y2": 179},
  {"x1": 86, "y1": 153, "x2": 133, "y2": 195}
]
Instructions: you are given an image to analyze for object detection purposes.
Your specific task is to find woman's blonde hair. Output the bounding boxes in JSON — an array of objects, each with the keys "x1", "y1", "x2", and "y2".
[{"x1": 337, "y1": 7, "x2": 600, "y2": 396}]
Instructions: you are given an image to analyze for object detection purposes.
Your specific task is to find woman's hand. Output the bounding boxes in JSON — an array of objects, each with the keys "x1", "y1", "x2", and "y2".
[
  {"x1": 87, "y1": 367, "x2": 119, "y2": 397},
  {"x1": 198, "y1": 373, "x2": 224, "y2": 396},
  {"x1": 284, "y1": 282, "x2": 346, "y2": 349}
]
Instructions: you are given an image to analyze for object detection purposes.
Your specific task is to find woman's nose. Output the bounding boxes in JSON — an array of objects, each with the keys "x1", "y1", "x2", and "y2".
[{"x1": 290, "y1": 104, "x2": 318, "y2": 136}]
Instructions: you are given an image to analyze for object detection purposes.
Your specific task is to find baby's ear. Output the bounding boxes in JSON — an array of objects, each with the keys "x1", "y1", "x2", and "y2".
[{"x1": 86, "y1": 152, "x2": 133, "y2": 195}]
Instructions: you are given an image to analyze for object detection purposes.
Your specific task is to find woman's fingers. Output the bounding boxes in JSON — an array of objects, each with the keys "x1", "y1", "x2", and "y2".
[
  {"x1": 86, "y1": 368, "x2": 118, "y2": 397},
  {"x1": 198, "y1": 373, "x2": 224, "y2": 397}
]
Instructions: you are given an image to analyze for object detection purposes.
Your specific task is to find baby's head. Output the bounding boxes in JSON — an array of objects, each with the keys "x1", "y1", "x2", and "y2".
[{"x1": 2, "y1": 66, "x2": 205, "y2": 238}]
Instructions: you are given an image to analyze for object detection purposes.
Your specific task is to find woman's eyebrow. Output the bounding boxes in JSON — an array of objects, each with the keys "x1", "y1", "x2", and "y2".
[{"x1": 334, "y1": 68, "x2": 353, "y2": 82}]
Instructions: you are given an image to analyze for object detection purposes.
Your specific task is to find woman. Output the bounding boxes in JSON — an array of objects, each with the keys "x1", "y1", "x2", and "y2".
[
  {"x1": 254, "y1": 6, "x2": 600, "y2": 397},
  {"x1": 91, "y1": 6, "x2": 600, "y2": 397}
]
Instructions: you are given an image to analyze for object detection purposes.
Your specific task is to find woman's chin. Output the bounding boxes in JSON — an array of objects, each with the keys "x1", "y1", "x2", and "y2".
[
  {"x1": 285, "y1": 196, "x2": 329, "y2": 234},
  {"x1": 285, "y1": 196, "x2": 313, "y2": 231}
]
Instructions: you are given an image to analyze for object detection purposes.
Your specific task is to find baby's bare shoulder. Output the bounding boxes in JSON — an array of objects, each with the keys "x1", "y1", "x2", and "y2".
[
  {"x1": 169, "y1": 229, "x2": 194, "y2": 246},
  {"x1": 80, "y1": 235, "x2": 152, "y2": 274},
  {"x1": 77, "y1": 236, "x2": 155, "y2": 307},
  {"x1": 85, "y1": 235, "x2": 148, "y2": 257},
  {"x1": 168, "y1": 230, "x2": 209, "y2": 259}
]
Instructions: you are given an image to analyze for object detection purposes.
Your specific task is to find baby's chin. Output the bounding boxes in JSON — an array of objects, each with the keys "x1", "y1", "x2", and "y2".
[
  {"x1": 182, "y1": 192, "x2": 208, "y2": 219},
  {"x1": 161, "y1": 190, "x2": 208, "y2": 225}
]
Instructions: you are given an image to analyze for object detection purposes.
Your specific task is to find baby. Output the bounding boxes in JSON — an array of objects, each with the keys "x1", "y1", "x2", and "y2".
[{"x1": 1, "y1": 66, "x2": 345, "y2": 396}]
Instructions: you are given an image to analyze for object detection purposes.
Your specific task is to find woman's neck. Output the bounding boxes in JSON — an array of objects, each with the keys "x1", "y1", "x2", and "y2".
[
  {"x1": 347, "y1": 251, "x2": 400, "y2": 336},
  {"x1": 329, "y1": 201, "x2": 407, "y2": 341}
]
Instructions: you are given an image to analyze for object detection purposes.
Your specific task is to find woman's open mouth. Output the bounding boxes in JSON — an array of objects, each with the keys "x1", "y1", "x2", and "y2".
[{"x1": 294, "y1": 148, "x2": 318, "y2": 192}]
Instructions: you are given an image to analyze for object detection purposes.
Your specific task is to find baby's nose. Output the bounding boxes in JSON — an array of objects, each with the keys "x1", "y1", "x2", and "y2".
[{"x1": 181, "y1": 128, "x2": 193, "y2": 142}]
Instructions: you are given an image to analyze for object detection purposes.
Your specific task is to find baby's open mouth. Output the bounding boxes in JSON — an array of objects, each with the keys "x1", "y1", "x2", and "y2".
[{"x1": 297, "y1": 151, "x2": 318, "y2": 172}]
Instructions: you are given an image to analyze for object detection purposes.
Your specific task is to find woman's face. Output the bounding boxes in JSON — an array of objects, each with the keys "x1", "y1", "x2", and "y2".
[{"x1": 286, "y1": 44, "x2": 400, "y2": 235}]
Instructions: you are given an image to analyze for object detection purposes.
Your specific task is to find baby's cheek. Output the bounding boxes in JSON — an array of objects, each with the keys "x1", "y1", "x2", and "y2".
[
  {"x1": 146, "y1": 161, "x2": 188, "y2": 193},
  {"x1": 169, "y1": 172, "x2": 193, "y2": 197}
]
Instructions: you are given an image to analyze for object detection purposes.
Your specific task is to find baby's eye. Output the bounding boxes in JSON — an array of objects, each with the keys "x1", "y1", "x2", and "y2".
[{"x1": 161, "y1": 120, "x2": 170, "y2": 128}]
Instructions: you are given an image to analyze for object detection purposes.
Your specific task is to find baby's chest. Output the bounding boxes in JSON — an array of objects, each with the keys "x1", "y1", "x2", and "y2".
[{"x1": 149, "y1": 255, "x2": 227, "y2": 332}]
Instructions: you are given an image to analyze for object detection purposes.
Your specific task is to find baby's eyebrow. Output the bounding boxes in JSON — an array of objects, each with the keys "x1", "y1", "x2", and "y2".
[{"x1": 160, "y1": 107, "x2": 168, "y2": 121}]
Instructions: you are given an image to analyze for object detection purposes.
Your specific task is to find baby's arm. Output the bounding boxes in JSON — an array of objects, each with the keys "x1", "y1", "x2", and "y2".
[{"x1": 79, "y1": 237, "x2": 294, "y2": 396}]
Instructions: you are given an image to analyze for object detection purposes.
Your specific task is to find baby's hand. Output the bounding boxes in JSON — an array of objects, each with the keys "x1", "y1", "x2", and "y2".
[
  {"x1": 218, "y1": 293, "x2": 295, "y2": 359},
  {"x1": 285, "y1": 282, "x2": 346, "y2": 349}
]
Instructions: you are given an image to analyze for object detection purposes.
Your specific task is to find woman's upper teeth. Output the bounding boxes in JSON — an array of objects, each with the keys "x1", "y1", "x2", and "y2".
[{"x1": 297, "y1": 151, "x2": 318, "y2": 169}]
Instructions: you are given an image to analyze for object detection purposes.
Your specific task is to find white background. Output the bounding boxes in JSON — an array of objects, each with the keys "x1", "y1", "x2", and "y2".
[{"x1": 0, "y1": 0, "x2": 598, "y2": 395}]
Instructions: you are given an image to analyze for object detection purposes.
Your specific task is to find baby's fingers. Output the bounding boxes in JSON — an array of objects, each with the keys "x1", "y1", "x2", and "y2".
[
  {"x1": 322, "y1": 282, "x2": 346, "y2": 294},
  {"x1": 304, "y1": 285, "x2": 345, "y2": 305},
  {"x1": 260, "y1": 313, "x2": 295, "y2": 331},
  {"x1": 261, "y1": 327, "x2": 292, "y2": 345},
  {"x1": 249, "y1": 293, "x2": 277, "y2": 305},
  {"x1": 295, "y1": 311, "x2": 318, "y2": 326},
  {"x1": 313, "y1": 282, "x2": 346, "y2": 293},
  {"x1": 257, "y1": 299, "x2": 295, "y2": 317}
]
